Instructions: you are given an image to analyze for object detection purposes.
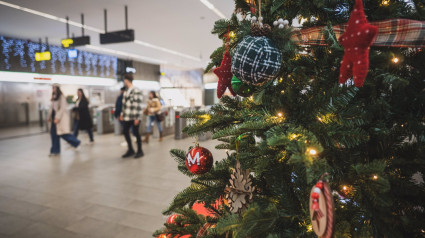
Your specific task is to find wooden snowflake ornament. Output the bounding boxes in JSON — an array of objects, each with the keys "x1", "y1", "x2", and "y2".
[
  {"x1": 338, "y1": 0, "x2": 378, "y2": 87},
  {"x1": 225, "y1": 160, "x2": 255, "y2": 214}
]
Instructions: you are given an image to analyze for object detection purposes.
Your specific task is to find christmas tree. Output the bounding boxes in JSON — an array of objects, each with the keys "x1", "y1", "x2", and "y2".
[{"x1": 155, "y1": 0, "x2": 425, "y2": 237}]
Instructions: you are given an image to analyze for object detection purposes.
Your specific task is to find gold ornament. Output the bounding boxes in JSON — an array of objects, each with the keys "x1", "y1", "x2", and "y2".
[{"x1": 225, "y1": 160, "x2": 255, "y2": 214}]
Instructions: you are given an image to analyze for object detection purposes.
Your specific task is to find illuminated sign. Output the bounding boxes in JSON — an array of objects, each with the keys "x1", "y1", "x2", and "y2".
[
  {"x1": 67, "y1": 49, "x2": 78, "y2": 59},
  {"x1": 125, "y1": 67, "x2": 136, "y2": 73},
  {"x1": 61, "y1": 38, "x2": 73, "y2": 48},
  {"x1": 35, "y1": 51, "x2": 51, "y2": 61}
]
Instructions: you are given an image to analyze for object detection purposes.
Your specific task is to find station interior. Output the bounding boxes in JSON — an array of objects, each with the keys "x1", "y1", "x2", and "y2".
[{"x1": 0, "y1": 0, "x2": 232, "y2": 237}]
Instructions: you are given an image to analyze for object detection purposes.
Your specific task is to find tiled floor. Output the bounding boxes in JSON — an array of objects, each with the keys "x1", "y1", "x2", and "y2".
[
  {"x1": 0, "y1": 132, "x2": 225, "y2": 237},
  {"x1": 0, "y1": 123, "x2": 47, "y2": 140}
]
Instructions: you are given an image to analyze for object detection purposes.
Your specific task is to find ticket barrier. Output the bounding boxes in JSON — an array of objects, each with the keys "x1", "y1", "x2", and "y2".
[
  {"x1": 174, "y1": 108, "x2": 189, "y2": 140},
  {"x1": 96, "y1": 105, "x2": 115, "y2": 134}
]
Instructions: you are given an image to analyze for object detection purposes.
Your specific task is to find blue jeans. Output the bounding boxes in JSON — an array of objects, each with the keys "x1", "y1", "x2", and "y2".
[
  {"x1": 147, "y1": 115, "x2": 162, "y2": 133},
  {"x1": 73, "y1": 119, "x2": 94, "y2": 142},
  {"x1": 50, "y1": 112, "x2": 80, "y2": 154}
]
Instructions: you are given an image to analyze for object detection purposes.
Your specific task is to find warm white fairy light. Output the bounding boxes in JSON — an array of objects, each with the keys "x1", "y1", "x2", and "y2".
[{"x1": 392, "y1": 57, "x2": 399, "y2": 63}]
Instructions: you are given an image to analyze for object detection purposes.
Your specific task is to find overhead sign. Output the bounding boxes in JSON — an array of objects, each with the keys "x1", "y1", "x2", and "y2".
[
  {"x1": 61, "y1": 38, "x2": 73, "y2": 48},
  {"x1": 72, "y1": 36, "x2": 90, "y2": 46},
  {"x1": 100, "y1": 29, "x2": 134, "y2": 44},
  {"x1": 67, "y1": 49, "x2": 78, "y2": 59},
  {"x1": 35, "y1": 51, "x2": 51, "y2": 61},
  {"x1": 61, "y1": 36, "x2": 90, "y2": 48}
]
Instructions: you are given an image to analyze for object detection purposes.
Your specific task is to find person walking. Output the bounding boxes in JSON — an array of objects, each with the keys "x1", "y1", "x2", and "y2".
[
  {"x1": 48, "y1": 84, "x2": 81, "y2": 156},
  {"x1": 72, "y1": 89, "x2": 94, "y2": 143},
  {"x1": 114, "y1": 87, "x2": 125, "y2": 120},
  {"x1": 120, "y1": 74, "x2": 144, "y2": 159},
  {"x1": 143, "y1": 91, "x2": 163, "y2": 143}
]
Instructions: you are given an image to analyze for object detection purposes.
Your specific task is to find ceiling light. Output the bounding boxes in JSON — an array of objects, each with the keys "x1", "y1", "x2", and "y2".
[
  {"x1": 0, "y1": 0, "x2": 201, "y2": 62},
  {"x1": 199, "y1": 0, "x2": 226, "y2": 19},
  {"x1": 85, "y1": 45, "x2": 167, "y2": 65},
  {"x1": 134, "y1": 40, "x2": 200, "y2": 61}
]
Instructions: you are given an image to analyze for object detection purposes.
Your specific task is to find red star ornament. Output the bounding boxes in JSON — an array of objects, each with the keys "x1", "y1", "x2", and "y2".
[
  {"x1": 338, "y1": 0, "x2": 378, "y2": 87},
  {"x1": 214, "y1": 50, "x2": 236, "y2": 98}
]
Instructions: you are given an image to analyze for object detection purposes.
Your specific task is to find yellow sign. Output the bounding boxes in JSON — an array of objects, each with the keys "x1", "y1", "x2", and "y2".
[
  {"x1": 35, "y1": 51, "x2": 51, "y2": 61},
  {"x1": 61, "y1": 38, "x2": 74, "y2": 48}
]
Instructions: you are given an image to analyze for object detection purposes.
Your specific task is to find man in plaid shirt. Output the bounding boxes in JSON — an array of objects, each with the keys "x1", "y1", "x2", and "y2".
[{"x1": 120, "y1": 74, "x2": 144, "y2": 158}]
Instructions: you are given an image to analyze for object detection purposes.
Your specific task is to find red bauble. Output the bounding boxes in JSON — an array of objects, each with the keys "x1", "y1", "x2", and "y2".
[
  {"x1": 167, "y1": 214, "x2": 179, "y2": 225},
  {"x1": 157, "y1": 234, "x2": 171, "y2": 238},
  {"x1": 185, "y1": 146, "x2": 213, "y2": 175}
]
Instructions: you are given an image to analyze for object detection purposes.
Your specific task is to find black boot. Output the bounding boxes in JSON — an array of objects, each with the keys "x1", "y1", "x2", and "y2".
[
  {"x1": 134, "y1": 150, "x2": 144, "y2": 159},
  {"x1": 134, "y1": 141, "x2": 144, "y2": 159},
  {"x1": 122, "y1": 150, "x2": 135, "y2": 158}
]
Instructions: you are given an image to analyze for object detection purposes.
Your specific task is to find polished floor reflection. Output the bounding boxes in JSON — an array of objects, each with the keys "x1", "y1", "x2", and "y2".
[{"x1": 0, "y1": 132, "x2": 225, "y2": 238}]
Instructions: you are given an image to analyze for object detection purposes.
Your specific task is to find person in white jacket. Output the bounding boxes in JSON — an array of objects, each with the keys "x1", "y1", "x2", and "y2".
[{"x1": 47, "y1": 84, "x2": 80, "y2": 156}]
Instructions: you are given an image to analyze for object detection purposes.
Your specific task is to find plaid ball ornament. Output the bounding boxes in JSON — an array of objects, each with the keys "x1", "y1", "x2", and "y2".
[{"x1": 231, "y1": 36, "x2": 282, "y2": 86}]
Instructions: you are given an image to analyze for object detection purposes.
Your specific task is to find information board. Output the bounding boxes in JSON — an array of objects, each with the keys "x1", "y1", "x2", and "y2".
[{"x1": 0, "y1": 36, "x2": 117, "y2": 78}]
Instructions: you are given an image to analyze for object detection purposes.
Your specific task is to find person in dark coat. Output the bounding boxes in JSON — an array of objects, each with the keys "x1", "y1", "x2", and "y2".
[
  {"x1": 115, "y1": 87, "x2": 136, "y2": 137},
  {"x1": 73, "y1": 88, "x2": 94, "y2": 143},
  {"x1": 115, "y1": 87, "x2": 125, "y2": 119}
]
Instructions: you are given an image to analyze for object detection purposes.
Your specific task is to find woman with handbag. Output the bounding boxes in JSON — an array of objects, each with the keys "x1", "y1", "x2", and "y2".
[
  {"x1": 48, "y1": 84, "x2": 81, "y2": 156},
  {"x1": 143, "y1": 91, "x2": 163, "y2": 143},
  {"x1": 72, "y1": 89, "x2": 94, "y2": 143}
]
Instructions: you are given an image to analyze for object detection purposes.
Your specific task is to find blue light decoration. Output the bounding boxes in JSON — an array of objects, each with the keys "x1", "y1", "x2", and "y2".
[
  {"x1": 1, "y1": 36, "x2": 14, "y2": 70},
  {"x1": 67, "y1": 49, "x2": 78, "y2": 59},
  {"x1": 0, "y1": 35, "x2": 117, "y2": 78},
  {"x1": 26, "y1": 41, "x2": 40, "y2": 72},
  {"x1": 39, "y1": 43, "x2": 47, "y2": 70},
  {"x1": 13, "y1": 39, "x2": 27, "y2": 68}
]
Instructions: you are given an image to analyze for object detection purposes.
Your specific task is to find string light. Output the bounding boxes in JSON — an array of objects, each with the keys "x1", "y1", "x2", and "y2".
[
  {"x1": 290, "y1": 134, "x2": 297, "y2": 139},
  {"x1": 199, "y1": 114, "x2": 211, "y2": 123},
  {"x1": 229, "y1": 31, "x2": 236, "y2": 38},
  {"x1": 343, "y1": 186, "x2": 347, "y2": 191},
  {"x1": 372, "y1": 175, "x2": 378, "y2": 180},
  {"x1": 277, "y1": 112, "x2": 283, "y2": 118},
  {"x1": 308, "y1": 148, "x2": 317, "y2": 156},
  {"x1": 281, "y1": 90, "x2": 285, "y2": 94},
  {"x1": 307, "y1": 224, "x2": 313, "y2": 232},
  {"x1": 381, "y1": 0, "x2": 389, "y2": 6},
  {"x1": 392, "y1": 57, "x2": 399, "y2": 63}
]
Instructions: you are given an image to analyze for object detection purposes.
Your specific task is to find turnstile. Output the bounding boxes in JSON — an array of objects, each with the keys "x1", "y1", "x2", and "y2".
[{"x1": 96, "y1": 105, "x2": 114, "y2": 134}]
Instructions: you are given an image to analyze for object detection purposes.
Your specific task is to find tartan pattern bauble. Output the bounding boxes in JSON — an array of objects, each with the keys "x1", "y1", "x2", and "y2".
[{"x1": 231, "y1": 36, "x2": 282, "y2": 86}]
